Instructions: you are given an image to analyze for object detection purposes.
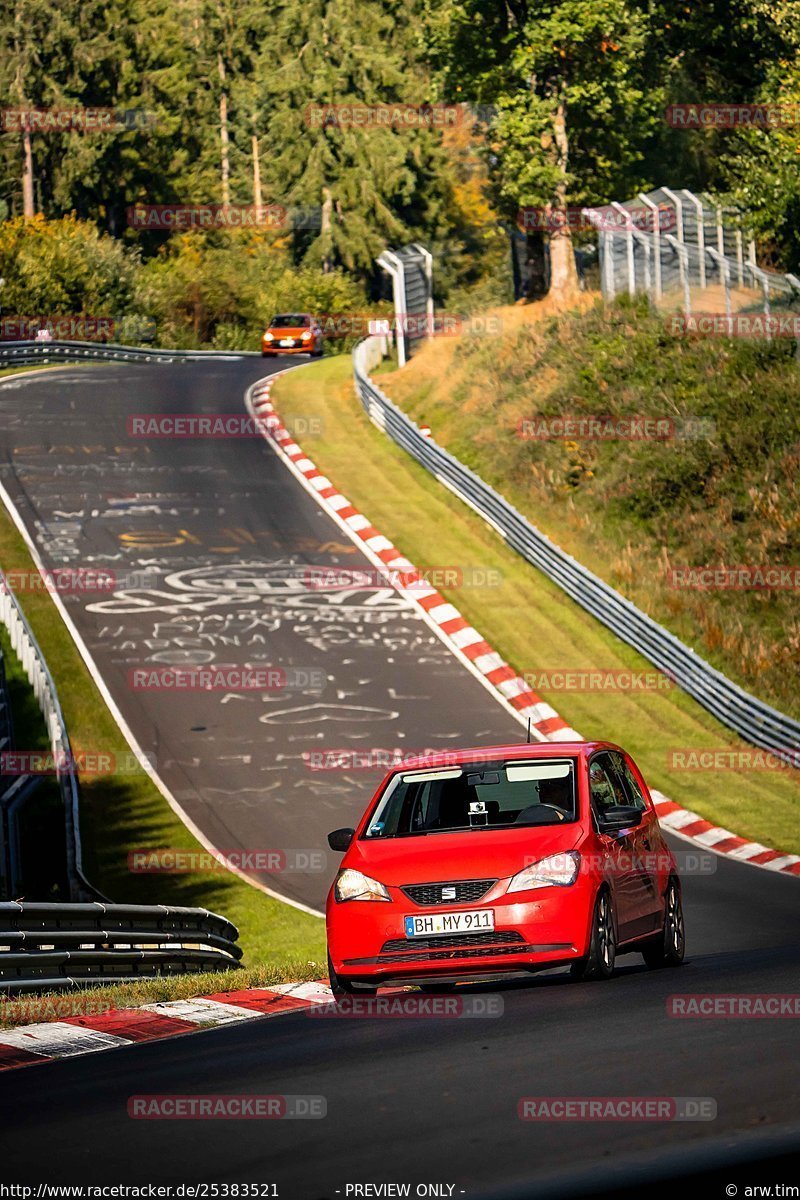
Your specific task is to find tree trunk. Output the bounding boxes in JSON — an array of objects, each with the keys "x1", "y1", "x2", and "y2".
[
  {"x1": 251, "y1": 133, "x2": 262, "y2": 213},
  {"x1": 548, "y1": 96, "x2": 579, "y2": 299},
  {"x1": 21, "y1": 118, "x2": 35, "y2": 217},
  {"x1": 218, "y1": 54, "x2": 230, "y2": 206},
  {"x1": 320, "y1": 185, "x2": 333, "y2": 273}
]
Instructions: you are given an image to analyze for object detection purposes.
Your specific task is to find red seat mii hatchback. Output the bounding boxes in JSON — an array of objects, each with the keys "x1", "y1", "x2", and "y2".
[{"x1": 326, "y1": 741, "x2": 685, "y2": 996}]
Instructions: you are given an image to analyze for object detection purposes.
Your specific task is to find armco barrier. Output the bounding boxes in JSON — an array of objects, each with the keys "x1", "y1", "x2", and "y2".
[
  {"x1": 353, "y1": 338, "x2": 800, "y2": 767},
  {"x1": 0, "y1": 339, "x2": 259, "y2": 368},
  {"x1": 0, "y1": 901, "x2": 241, "y2": 993},
  {"x1": 0, "y1": 576, "x2": 92, "y2": 900}
]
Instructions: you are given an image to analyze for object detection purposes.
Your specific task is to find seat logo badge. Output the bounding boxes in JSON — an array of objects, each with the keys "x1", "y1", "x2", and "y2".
[{"x1": 441, "y1": 887, "x2": 457, "y2": 900}]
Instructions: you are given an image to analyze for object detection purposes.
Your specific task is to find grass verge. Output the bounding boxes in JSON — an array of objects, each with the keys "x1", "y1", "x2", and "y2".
[
  {"x1": 270, "y1": 353, "x2": 800, "y2": 856},
  {"x1": 381, "y1": 296, "x2": 800, "y2": 722},
  {"x1": 0, "y1": 961, "x2": 324, "y2": 1029}
]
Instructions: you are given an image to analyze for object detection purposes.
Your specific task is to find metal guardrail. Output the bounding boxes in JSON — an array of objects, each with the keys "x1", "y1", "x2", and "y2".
[
  {"x1": 0, "y1": 901, "x2": 241, "y2": 993},
  {"x1": 0, "y1": 339, "x2": 259, "y2": 368},
  {"x1": 353, "y1": 338, "x2": 800, "y2": 766},
  {"x1": 0, "y1": 577, "x2": 94, "y2": 900}
]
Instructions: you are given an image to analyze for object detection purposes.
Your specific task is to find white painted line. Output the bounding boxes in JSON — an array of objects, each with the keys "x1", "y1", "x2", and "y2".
[
  {"x1": 473, "y1": 651, "x2": 506, "y2": 676},
  {"x1": 689, "y1": 827, "x2": 734, "y2": 848},
  {"x1": 727, "y1": 842, "x2": 771, "y2": 860},
  {"x1": 426, "y1": 603, "x2": 461, "y2": 626},
  {"x1": 449, "y1": 626, "x2": 484, "y2": 650},
  {"x1": 268, "y1": 981, "x2": 335, "y2": 1004},
  {"x1": 141, "y1": 998, "x2": 264, "y2": 1025},
  {"x1": 517, "y1": 701, "x2": 559, "y2": 724},
  {"x1": 0, "y1": 1023, "x2": 130, "y2": 1056},
  {"x1": 763, "y1": 855, "x2": 800, "y2": 872},
  {"x1": 660, "y1": 808, "x2": 706, "y2": 831},
  {"x1": 0, "y1": 374, "x2": 325, "y2": 922},
  {"x1": 498, "y1": 678, "x2": 531, "y2": 700},
  {"x1": 344, "y1": 514, "x2": 372, "y2": 532}
]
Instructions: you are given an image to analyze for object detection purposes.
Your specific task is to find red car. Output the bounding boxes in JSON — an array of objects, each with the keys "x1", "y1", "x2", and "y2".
[
  {"x1": 261, "y1": 312, "x2": 323, "y2": 357},
  {"x1": 326, "y1": 741, "x2": 684, "y2": 996}
]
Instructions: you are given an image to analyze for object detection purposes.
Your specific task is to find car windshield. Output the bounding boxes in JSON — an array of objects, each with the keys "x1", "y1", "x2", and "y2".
[
  {"x1": 362, "y1": 759, "x2": 577, "y2": 838},
  {"x1": 270, "y1": 314, "x2": 310, "y2": 328}
]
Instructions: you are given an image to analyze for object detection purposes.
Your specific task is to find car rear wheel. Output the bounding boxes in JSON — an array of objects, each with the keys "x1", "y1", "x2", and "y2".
[
  {"x1": 641, "y1": 878, "x2": 685, "y2": 969},
  {"x1": 570, "y1": 889, "x2": 616, "y2": 981},
  {"x1": 327, "y1": 953, "x2": 378, "y2": 1000}
]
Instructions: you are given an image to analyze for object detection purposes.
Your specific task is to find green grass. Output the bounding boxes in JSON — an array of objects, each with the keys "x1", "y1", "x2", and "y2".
[
  {"x1": 0, "y1": 506, "x2": 326, "y2": 968},
  {"x1": 270, "y1": 353, "x2": 800, "y2": 856},
  {"x1": 0, "y1": 961, "x2": 325, "y2": 1028},
  {"x1": 383, "y1": 296, "x2": 800, "y2": 723}
]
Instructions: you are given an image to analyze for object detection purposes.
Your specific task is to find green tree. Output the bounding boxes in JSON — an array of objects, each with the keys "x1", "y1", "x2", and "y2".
[{"x1": 424, "y1": 0, "x2": 659, "y2": 296}]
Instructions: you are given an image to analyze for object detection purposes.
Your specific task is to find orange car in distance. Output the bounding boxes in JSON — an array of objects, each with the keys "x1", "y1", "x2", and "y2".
[{"x1": 261, "y1": 312, "x2": 323, "y2": 357}]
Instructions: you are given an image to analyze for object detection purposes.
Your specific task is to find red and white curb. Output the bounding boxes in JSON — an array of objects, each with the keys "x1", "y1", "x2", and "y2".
[
  {"x1": 246, "y1": 371, "x2": 800, "y2": 882},
  {"x1": 247, "y1": 373, "x2": 579, "y2": 743},
  {"x1": 0, "y1": 981, "x2": 336, "y2": 1072}
]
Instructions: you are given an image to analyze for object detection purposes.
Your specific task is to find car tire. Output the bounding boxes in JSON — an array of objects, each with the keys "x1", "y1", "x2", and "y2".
[
  {"x1": 641, "y1": 878, "x2": 685, "y2": 969},
  {"x1": 570, "y1": 889, "x2": 616, "y2": 981},
  {"x1": 328, "y1": 953, "x2": 378, "y2": 1001}
]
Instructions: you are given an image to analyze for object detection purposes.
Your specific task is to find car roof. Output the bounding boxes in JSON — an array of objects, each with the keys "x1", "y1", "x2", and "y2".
[
  {"x1": 392, "y1": 741, "x2": 621, "y2": 773},
  {"x1": 270, "y1": 312, "x2": 311, "y2": 320}
]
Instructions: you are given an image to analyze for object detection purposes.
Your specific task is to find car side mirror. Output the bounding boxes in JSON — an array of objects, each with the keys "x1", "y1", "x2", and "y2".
[
  {"x1": 327, "y1": 827, "x2": 355, "y2": 852},
  {"x1": 597, "y1": 806, "x2": 643, "y2": 834}
]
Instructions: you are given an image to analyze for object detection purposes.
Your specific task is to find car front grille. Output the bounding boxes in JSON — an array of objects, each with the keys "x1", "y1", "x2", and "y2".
[
  {"x1": 381, "y1": 931, "x2": 524, "y2": 954},
  {"x1": 377, "y1": 942, "x2": 531, "y2": 963},
  {"x1": 401, "y1": 879, "x2": 496, "y2": 906}
]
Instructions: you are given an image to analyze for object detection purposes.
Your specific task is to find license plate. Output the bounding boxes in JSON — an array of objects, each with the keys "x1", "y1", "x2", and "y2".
[
  {"x1": 404, "y1": 909, "x2": 495, "y2": 938},
  {"x1": 280, "y1": 338, "x2": 294, "y2": 346}
]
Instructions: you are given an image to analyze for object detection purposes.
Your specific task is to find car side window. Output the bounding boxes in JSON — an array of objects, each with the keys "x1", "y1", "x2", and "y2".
[{"x1": 589, "y1": 753, "x2": 627, "y2": 816}]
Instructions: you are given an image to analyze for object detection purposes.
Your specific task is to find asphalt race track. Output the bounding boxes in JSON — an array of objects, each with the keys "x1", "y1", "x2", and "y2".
[
  {"x1": 0, "y1": 359, "x2": 517, "y2": 911},
  {"x1": 1, "y1": 360, "x2": 799, "y2": 1194},
  {"x1": 1, "y1": 850, "x2": 799, "y2": 1194}
]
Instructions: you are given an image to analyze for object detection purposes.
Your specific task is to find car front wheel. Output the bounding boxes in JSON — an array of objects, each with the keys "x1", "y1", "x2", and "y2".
[
  {"x1": 570, "y1": 889, "x2": 616, "y2": 981},
  {"x1": 641, "y1": 878, "x2": 685, "y2": 969},
  {"x1": 328, "y1": 952, "x2": 378, "y2": 1000}
]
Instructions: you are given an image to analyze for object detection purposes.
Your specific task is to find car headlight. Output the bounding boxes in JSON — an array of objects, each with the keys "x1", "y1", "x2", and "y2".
[
  {"x1": 334, "y1": 868, "x2": 391, "y2": 902},
  {"x1": 507, "y1": 851, "x2": 581, "y2": 894},
  {"x1": 301, "y1": 329, "x2": 313, "y2": 341},
  {"x1": 263, "y1": 332, "x2": 274, "y2": 341}
]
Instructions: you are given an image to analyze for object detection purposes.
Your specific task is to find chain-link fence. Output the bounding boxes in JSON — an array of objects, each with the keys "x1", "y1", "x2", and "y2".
[{"x1": 588, "y1": 187, "x2": 800, "y2": 328}]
